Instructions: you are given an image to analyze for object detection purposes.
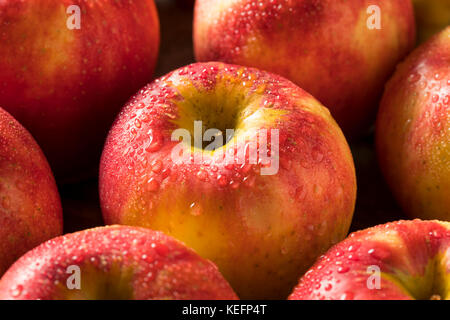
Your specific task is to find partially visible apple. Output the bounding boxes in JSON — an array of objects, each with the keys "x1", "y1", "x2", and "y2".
[
  {"x1": 0, "y1": 107, "x2": 62, "y2": 276},
  {"x1": 289, "y1": 220, "x2": 450, "y2": 300},
  {"x1": 99, "y1": 62, "x2": 357, "y2": 299},
  {"x1": 0, "y1": 0, "x2": 160, "y2": 181},
  {"x1": 0, "y1": 225, "x2": 238, "y2": 300},
  {"x1": 413, "y1": 0, "x2": 450, "y2": 43},
  {"x1": 376, "y1": 27, "x2": 450, "y2": 221},
  {"x1": 194, "y1": 0, "x2": 416, "y2": 137}
]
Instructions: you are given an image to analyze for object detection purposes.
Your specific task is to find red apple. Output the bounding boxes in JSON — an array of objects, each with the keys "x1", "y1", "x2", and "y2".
[
  {"x1": 99, "y1": 62, "x2": 357, "y2": 299},
  {"x1": 0, "y1": 0, "x2": 160, "y2": 181},
  {"x1": 194, "y1": 0, "x2": 416, "y2": 138},
  {"x1": 289, "y1": 219, "x2": 450, "y2": 300},
  {"x1": 376, "y1": 27, "x2": 450, "y2": 221},
  {"x1": 0, "y1": 107, "x2": 62, "y2": 276},
  {"x1": 0, "y1": 225, "x2": 238, "y2": 300}
]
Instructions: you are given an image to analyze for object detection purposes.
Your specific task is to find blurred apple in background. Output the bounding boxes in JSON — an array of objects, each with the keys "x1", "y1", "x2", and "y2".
[
  {"x1": 289, "y1": 220, "x2": 450, "y2": 300},
  {"x1": 0, "y1": 226, "x2": 238, "y2": 299},
  {"x1": 100, "y1": 62, "x2": 357, "y2": 299},
  {"x1": 413, "y1": 0, "x2": 450, "y2": 43},
  {"x1": 0, "y1": 0, "x2": 160, "y2": 182},
  {"x1": 376, "y1": 27, "x2": 450, "y2": 221},
  {"x1": 194, "y1": 0, "x2": 416, "y2": 138},
  {"x1": 0, "y1": 108, "x2": 62, "y2": 276}
]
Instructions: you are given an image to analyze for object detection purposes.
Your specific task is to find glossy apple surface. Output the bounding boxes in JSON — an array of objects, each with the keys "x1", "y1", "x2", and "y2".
[
  {"x1": 194, "y1": 0, "x2": 416, "y2": 137},
  {"x1": 0, "y1": 0, "x2": 160, "y2": 181},
  {"x1": 376, "y1": 27, "x2": 450, "y2": 221},
  {"x1": 0, "y1": 108, "x2": 62, "y2": 276},
  {"x1": 0, "y1": 225, "x2": 238, "y2": 300},
  {"x1": 100, "y1": 62, "x2": 357, "y2": 299},
  {"x1": 289, "y1": 220, "x2": 450, "y2": 300}
]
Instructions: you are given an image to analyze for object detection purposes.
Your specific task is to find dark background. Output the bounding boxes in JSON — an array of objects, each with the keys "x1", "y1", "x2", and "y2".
[{"x1": 61, "y1": 0, "x2": 407, "y2": 235}]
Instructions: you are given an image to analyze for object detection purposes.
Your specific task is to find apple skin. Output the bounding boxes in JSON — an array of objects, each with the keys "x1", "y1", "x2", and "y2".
[
  {"x1": 413, "y1": 0, "x2": 450, "y2": 43},
  {"x1": 0, "y1": 225, "x2": 238, "y2": 300},
  {"x1": 99, "y1": 62, "x2": 357, "y2": 299},
  {"x1": 376, "y1": 27, "x2": 450, "y2": 221},
  {"x1": 0, "y1": 0, "x2": 160, "y2": 181},
  {"x1": 0, "y1": 108, "x2": 62, "y2": 276},
  {"x1": 194, "y1": 0, "x2": 416, "y2": 138},
  {"x1": 289, "y1": 220, "x2": 450, "y2": 300}
]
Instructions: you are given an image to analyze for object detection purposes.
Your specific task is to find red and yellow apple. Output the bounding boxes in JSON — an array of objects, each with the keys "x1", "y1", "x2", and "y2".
[
  {"x1": 0, "y1": 107, "x2": 62, "y2": 276},
  {"x1": 376, "y1": 27, "x2": 450, "y2": 221},
  {"x1": 0, "y1": 225, "x2": 238, "y2": 300},
  {"x1": 413, "y1": 0, "x2": 450, "y2": 43},
  {"x1": 0, "y1": 0, "x2": 160, "y2": 181},
  {"x1": 99, "y1": 62, "x2": 357, "y2": 299},
  {"x1": 289, "y1": 219, "x2": 450, "y2": 300},
  {"x1": 194, "y1": 0, "x2": 416, "y2": 138}
]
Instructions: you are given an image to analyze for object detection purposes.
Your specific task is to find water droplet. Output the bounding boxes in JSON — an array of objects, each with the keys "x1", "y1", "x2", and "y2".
[
  {"x1": 189, "y1": 202, "x2": 203, "y2": 216},
  {"x1": 145, "y1": 130, "x2": 163, "y2": 152},
  {"x1": 217, "y1": 175, "x2": 228, "y2": 187},
  {"x1": 197, "y1": 170, "x2": 208, "y2": 181},
  {"x1": 407, "y1": 72, "x2": 421, "y2": 83},
  {"x1": 151, "y1": 160, "x2": 163, "y2": 173},
  {"x1": 340, "y1": 292, "x2": 354, "y2": 300},
  {"x1": 147, "y1": 178, "x2": 160, "y2": 192},
  {"x1": 10, "y1": 285, "x2": 23, "y2": 297},
  {"x1": 368, "y1": 248, "x2": 391, "y2": 260},
  {"x1": 337, "y1": 266, "x2": 349, "y2": 274},
  {"x1": 348, "y1": 254, "x2": 359, "y2": 261},
  {"x1": 135, "y1": 119, "x2": 141, "y2": 128}
]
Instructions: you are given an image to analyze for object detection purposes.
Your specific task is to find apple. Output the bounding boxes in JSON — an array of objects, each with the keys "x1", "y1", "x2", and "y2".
[
  {"x1": 0, "y1": 107, "x2": 62, "y2": 276},
  {"x1": 0, "y1": 225, "x2": 238, "y2": 300},
  {"x1": 0, "y1": 0, "x2": 160, "y2": 181},
  {"x1": 413, "y1": 0, "x2": 450, "y2": 43},
  {"x1": 99, "y1": 62, "x2": 357, "y2": 299},
  {"x1": 376, "y1": 27, "x2": 450, "y2": 221},
  {"x1": 193, "y1": 0, "x2": 416, "y2": 138},
  {"x1": 289, "y1": 219, "x2": 450, "y2": 300}
]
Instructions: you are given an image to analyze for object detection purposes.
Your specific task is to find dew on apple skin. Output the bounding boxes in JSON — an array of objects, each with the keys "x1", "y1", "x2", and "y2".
[
  {"x1": 147, "y1": 178, "x2": 160, "y2": 192},
  {"x1": 217, "y1": 175, "x2": 229, "y2": 187},
  {"x1": 10, "y1": 284, "x2": 23, "y2": 297},
  {"x1": 189, "y1": 202, "x2": 203, "y2": 216},
  {"x1": 151, "y1": 160, "x2": 163, "y2": 173},
  {"x1": 337, "y1": 266, "x2": 349, "y2": 274},
  {"x1": 407, "y1": 72, "x2": 421, "y2": 84},
  {"x1": 368, "y1": 247, "x2": 391, "y2": 260},
  {"x1": 340, "y1": 292, "x2": 354, "y2": 300},
  {"x1": 348, "y1": 254, "x2": 359, "y2": 261}
]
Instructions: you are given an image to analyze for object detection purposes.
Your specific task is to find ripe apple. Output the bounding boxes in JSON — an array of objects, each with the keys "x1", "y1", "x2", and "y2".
[
  {"x1": 0, "y1": 225, "x2": 238, "y2": 300},
  {"x1": 0, "y1": 108, "x2": 62, "y2": 276},
  {"x1": 413, "y1": 0, "x2": 450, "y2": 43},
  {"x1": 376, "y1": 27, "x2": 450, "y2": 221},
  {"x1": 99, "y1": 62, "x2": 357, "y2": 299},
  {"x1": 289, "y1": 219, "x2": 450, "y2": 300},
  {"x1": 194, "y1": 0, "x2": 416, "y2": 138},
  {"x1": 0, "y1": 0, "x2": 160, "y2": 181}
]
